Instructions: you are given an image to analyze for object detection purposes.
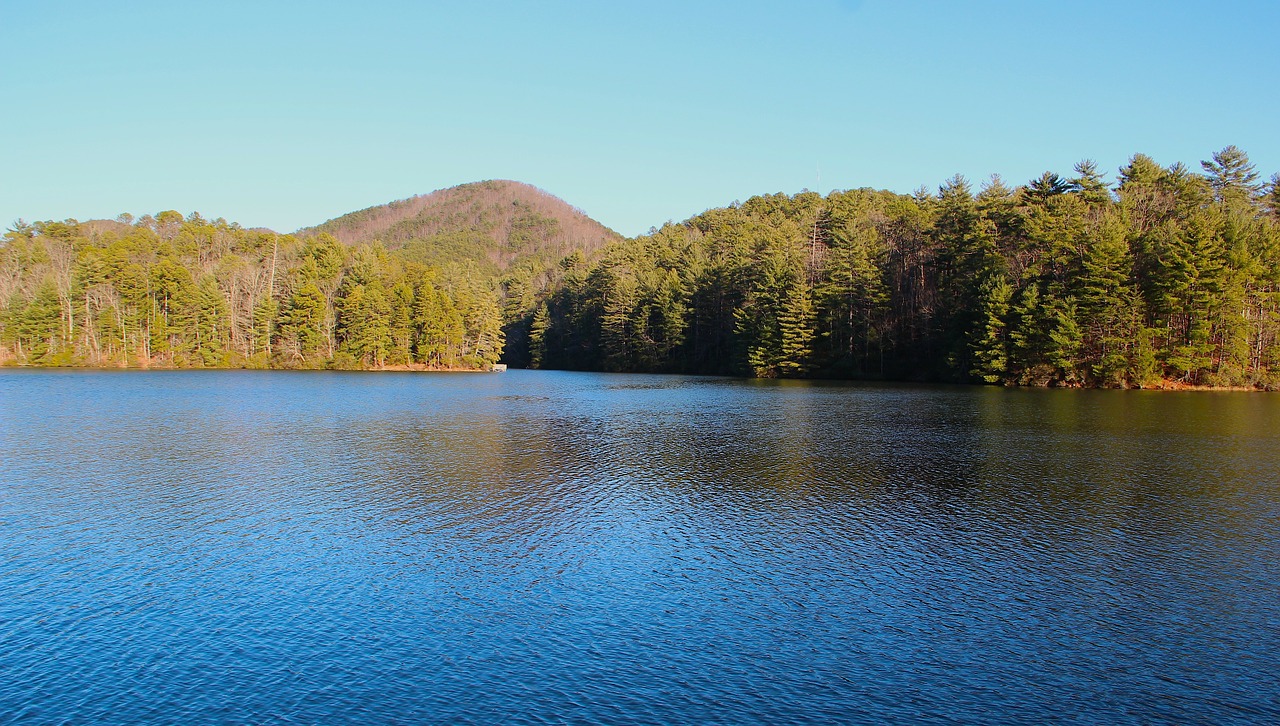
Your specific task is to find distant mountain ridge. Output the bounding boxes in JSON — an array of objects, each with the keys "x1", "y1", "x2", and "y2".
[{"x1": 299, "y1": 180, "x2": 621, "y2": 274}]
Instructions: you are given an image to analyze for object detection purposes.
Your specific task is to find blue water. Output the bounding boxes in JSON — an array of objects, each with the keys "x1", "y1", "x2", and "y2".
[{"x1": 1, "y1": 370, "x2": 1277, "y2": 723}]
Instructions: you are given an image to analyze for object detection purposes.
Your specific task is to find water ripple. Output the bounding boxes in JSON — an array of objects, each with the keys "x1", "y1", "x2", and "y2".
[{"x1": 1, "y1": 370, "x2": 1277, "y2": 723}]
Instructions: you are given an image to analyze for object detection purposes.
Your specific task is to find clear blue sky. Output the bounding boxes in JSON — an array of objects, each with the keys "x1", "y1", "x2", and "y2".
[{"x1": 2, "y1": 1, "x2": 1276, "y2": 237}]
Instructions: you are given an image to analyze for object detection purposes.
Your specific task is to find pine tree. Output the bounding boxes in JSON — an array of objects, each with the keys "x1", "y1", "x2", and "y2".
[
  {"x1": 469, "y1": 295, "x2": 505, "y2": 366},
  {"x1": 528, "y1": 302, "x2": 550, "y2": 369},
  {"x1": 933, "y1": 174, "x2": 1001, "y2": 378},
  {"x1": 818, "y1": 220, "x2": 888, "y2": 375},
  {"x1": 970, "y1": 276, "x2": 1012, "y2": 383},
  {"x1": 412, "y1": 283, "x2": 465, "y2": 366},
  {"x1": 1266, "y1": 174, "x2": 1280, "y2": 221},
  {"x1": 599, "y1": 264, "x2": 639, "y2": 371},
  {"x1": 1202, "y1": 145, "x2": 1261, "y2": 208},
  {"x1": 19, "y1": 281, "x2": 63, "y2": 363},
  {"x1": 282, "y1": 281, "x2": 327, "y2": 363},
  {"x1": 1070, "y1": 160, "x2": 1112, "y2": 207},
  {"x1": 389, "y1": 281, "x2": 415, "y2": 365},
  {"x1": 251, "y1": 295, "x2": 277, "y2": 364},
  {"x1": 1078, "y1": 213, "x2": 1140, "y2": 385},
  {"x1": 776, "y1": 281, "x2": 816, "y2": 377},
  {"x1": 1008, "y1": 283, "x2": 1048, "y2": 382},
  {"x1": 1047, "y1": 302, "x2": 1083, "y2": 383},
  {"x1": 191, "y1": 274, "x2": 229, "y2": 366},
  {"x1": 1025, "y1": 171, "x2": 1071, "y2": 203}
]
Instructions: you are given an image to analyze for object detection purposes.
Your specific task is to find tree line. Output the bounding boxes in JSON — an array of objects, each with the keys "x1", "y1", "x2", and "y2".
[
  {"x1": 505, "y1": 147, "x2": 1280, "y2": 388},
  {"x1": 5, "y1": 147, "x2": 1280, "y2": 387},
  {"x1": 0, "y1": 212, "x2": 505, "y2": 369}
]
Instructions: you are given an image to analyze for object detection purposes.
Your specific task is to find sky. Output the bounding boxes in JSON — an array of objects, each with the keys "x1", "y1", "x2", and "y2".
[{"x1": 2, "y1": 0, "x2": 1277, "y2": 237}]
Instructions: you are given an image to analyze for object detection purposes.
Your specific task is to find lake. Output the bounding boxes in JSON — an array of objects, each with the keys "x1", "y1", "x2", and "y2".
[{"x1": 1, "y1": 369, "x2": 1277, "y2": 723}]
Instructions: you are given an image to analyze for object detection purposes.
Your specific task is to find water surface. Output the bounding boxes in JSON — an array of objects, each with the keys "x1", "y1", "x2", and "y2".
[{"x1": 1, "y1": 370, "x2": 1277, "y2": 723}]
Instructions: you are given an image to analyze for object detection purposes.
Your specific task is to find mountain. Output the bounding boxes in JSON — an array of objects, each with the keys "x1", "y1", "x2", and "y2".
[{"x1": 299, "y1": 180, "x2": 622, "y2": 275}]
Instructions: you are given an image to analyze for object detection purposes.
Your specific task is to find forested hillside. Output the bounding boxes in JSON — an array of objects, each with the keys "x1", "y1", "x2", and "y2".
[
  {"x1": 514, "y1": 148, "x2": 1280, "y2": 388},
  {"x1": 5, "y1": 148, "x2": 1280, "y2": 386},
  {"x1": 300, "y1": 180, "x2": 620, "y2": 276},
  {"x1": 0, "y1": 213, "x2": 505, "y2": 370}
]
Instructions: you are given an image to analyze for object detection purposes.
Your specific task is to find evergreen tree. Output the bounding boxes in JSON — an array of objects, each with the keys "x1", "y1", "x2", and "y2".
[
  {"x1": 1202, "y1": 145, "x2": 1262, "y2": 208},
  {"x1": 190, "y1": 274, "x2": 230, "y2": 366},
  {"x1": 528, "y1": 301, "x2": 550, "y2": 369},
  {"x1": 1077, "y1": 212, "x2": 1140, "y2": 385},
  {"x1": 1008, "y1": 283, "x2": 1049, "y2": 382},
  {"x1": 932, "y1": 174, "x2": 1000, "y2": 378},
  {"x1": 388, "y1": 281, "x2": 415, "y2": 365},
  {"x1": 1070, "y1": 160, "x2": 1112, "y2": 207},
  {"x1": 971, "y1": 276, "x2": 1012, "y2": 383},
  {"x1": 19, "y1": 281, "x2": 64, "y2": 363},
  {"x1": 776, "y1": 281, "x2": 816, "y2": 377},
  {"x1": 281, "y1": 282, "x2": 327, "y2": 362},
  {"x1": 4, "y1": 149, "x2": 1279, "y2": 386},
  {"x1": 1266, "y1": 174, "x2": 1280, "y2": 220}
]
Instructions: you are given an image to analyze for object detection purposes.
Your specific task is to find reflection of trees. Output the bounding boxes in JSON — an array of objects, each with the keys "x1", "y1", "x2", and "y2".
[
  {"x1": 10, "y1": 369, "x2": 1279, "y2": 724},
  {"x1": 343, "y1": 393, "x2": 626, "y2": 574}
]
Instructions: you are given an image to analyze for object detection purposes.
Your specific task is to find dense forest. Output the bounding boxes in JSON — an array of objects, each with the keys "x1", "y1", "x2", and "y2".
[
  {"x1": 0, "y1": 214, "x2": 505, "y2": 370},
  {"x1": 4, "y1": 148, "x2": 1280, "y2": 387},
  {"x1": 511, "y1": 147, "x2": 1280, "y2": 388}
]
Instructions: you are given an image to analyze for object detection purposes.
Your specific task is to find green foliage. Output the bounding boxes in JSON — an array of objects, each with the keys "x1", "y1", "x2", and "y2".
[
  {"x1": 507, "y1": 147, "x2": 1280, "y2": 388},
  {"x1": 971, "y1": 276, "x2": 1012, "y2": 383},
  {"x1": 337, "y1": 281, "x2": 392, "y2": 366},
  {"x1": 0, "y1": 212, "x2": 504, "y2": 371},
  {"x1": 6, "y1": 149, "x2": 1280, "y2": 387},
  {"x1": 776, "y1": 282, "x2": 817, "y2": 377},
  {"x1": 282, "y1": 281, "x2": 328, "y2": 362},
  {"x1": 1202, "y1": 145, "x2": 1261, "y2": 208},
  {"x1": 528, "y1": 302, "x2": 550, "y2": 368},
  {"x1": 19, "y1": 281, "x2": 64, "y2": 363}
]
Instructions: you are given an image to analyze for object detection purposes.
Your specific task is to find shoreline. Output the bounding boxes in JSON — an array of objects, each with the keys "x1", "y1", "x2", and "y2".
[
  {"x1": 0, "y1": 361, "x2": 495, "y2": 374},
  {"x1": 1, "y1": 361, "x2": 1274, "y2": 390}
]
